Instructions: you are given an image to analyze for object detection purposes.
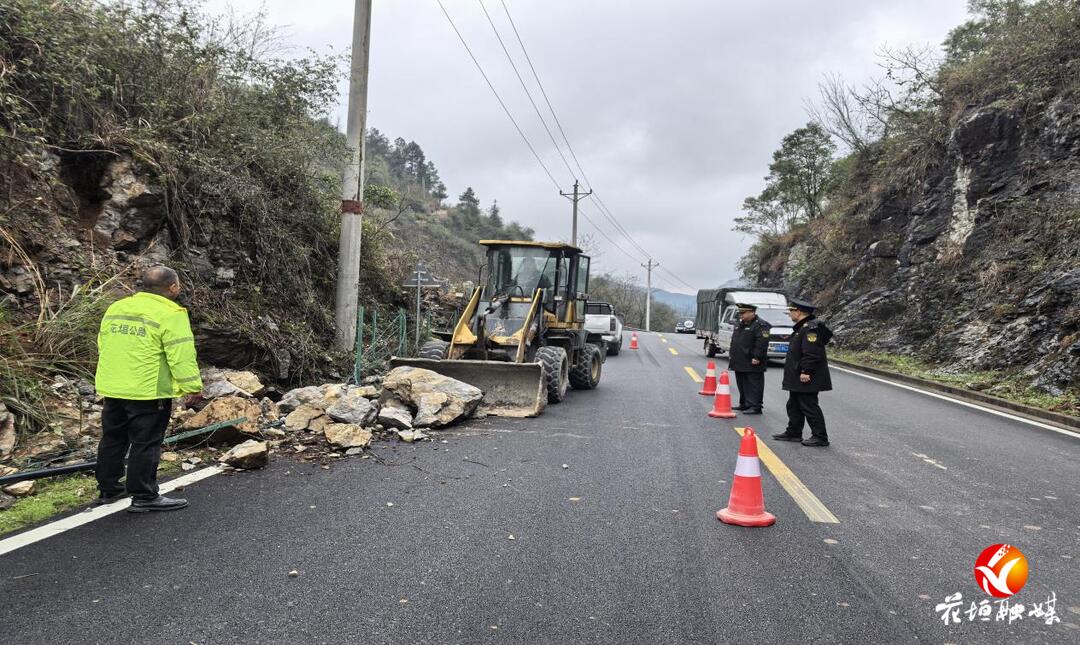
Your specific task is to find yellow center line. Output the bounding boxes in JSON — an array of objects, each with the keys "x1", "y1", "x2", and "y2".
[
  {"x1": 684, "y1": 366, "x2": 703, "y2": 383},
  {"x1": 668, "y1": 347, "x2": 679, "y2": 356},
  {"x1": 734, "y1": 427, "x2": 839, "y2": 524},
  {"x1": 660, "y1": 338, "x2": 668, "y2": 343}
]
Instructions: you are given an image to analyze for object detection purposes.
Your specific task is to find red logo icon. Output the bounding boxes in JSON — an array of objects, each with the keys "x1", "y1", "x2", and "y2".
[{"x1": 974, "y1": 544, "x2": 1029, "y2": 598}]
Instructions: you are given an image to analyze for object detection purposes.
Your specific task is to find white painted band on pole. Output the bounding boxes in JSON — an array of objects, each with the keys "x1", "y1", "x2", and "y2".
[{"x1": 734, "y1": 455, "x2": 761, "y2": 478}]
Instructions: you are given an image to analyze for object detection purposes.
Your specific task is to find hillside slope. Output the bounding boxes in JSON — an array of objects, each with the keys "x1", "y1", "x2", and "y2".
[{"x1": 740, "y1": 1, "x2": 1080, "y2": 401}]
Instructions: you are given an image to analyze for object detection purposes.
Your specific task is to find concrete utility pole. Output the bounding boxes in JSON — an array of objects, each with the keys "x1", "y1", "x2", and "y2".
[
  {"x1": 559, "y1": 180, "x2": 592, "y2": 247},
  {"x1": 642, "y1": 259, "x2": 658, "y2": 332},
  {"x1": 334, "y1": 0, "x2": 373, "y2": 351}
]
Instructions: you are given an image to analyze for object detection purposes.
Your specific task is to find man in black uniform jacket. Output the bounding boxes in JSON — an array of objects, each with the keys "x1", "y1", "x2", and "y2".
[
  {"x1": 728, "y1": 303, "x2": 771, "y2": 415},
  {"x1": 773, "y1": 298, "x2": 833, "y2": 447}
]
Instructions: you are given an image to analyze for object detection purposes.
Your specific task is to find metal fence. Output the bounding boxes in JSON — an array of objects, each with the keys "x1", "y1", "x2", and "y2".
[{"x1": 352, "y1": 306, "x2": 433, "y2": 382}]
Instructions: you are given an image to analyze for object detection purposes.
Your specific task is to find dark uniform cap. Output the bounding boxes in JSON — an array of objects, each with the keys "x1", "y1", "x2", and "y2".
[
  {"x1": 735, "y1": 302, "x2": 758, "y2": 312},
  {"x1": 787, "y1": 298, "x2": 816, "y2": 313}
]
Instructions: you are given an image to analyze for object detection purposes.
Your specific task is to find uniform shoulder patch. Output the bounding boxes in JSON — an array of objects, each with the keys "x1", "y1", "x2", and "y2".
[
  {"x1": 762, "y1": 330, "x2": 770, "y2": 338},
  {"x1": 806, "y1": 332, "x2": 818, "y2": 343}
]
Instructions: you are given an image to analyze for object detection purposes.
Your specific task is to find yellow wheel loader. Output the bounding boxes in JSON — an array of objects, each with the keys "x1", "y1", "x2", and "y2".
[{"x1": 389, "y1": 240, "x2": 607, "y2": 417}]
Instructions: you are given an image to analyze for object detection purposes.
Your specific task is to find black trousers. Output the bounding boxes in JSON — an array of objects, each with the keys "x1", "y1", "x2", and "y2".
[
  {"x1": 96, "y1": 398, "x2": 172, "y2": 501},
  {"x1": 734, "y1": 371, "x2": 765, "y2": 410},
  {"x1": 785, "y1": 391, "x2": 828, "y2": 440}
]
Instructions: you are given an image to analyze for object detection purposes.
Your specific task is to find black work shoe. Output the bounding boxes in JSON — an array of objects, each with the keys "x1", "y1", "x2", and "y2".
[
  {"x1": 802, "y1": 437, "x2": 830, "y2": 447},
  {"x1": 772, "y1": 433, "x2": 802, "y2": 441},
  {"x1": 127, "y1": 495, "x2": 189, "y2": 513},
  {"x1": 94, "y1": 493, "x2": 129, "y2": 506},
  {"x1": 733, "y1": 405, "x2": 749, "y2": 411},
  {"x1": 743, "y1": 408, "x2": 763, "y2": 415}
]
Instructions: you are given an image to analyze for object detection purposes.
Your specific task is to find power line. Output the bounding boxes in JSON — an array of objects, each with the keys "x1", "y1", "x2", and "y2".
[
  {"x1": 658, "y1": 265, "x2": 695, "y2": 291},
  {"x1": 478, "y1": 0, "x2": 576, "y2": 182},
  {"x1": 497, "y1": 0, "x2": 655, "y2": 263},
  {"x1": 436, "y1": 0, "x2": 561, "y2": 192}
]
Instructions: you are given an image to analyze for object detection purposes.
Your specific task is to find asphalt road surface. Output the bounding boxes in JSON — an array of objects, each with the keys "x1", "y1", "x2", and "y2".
[{"x1": 2, "y1": 331, "x2": 1078, "y2": 644}]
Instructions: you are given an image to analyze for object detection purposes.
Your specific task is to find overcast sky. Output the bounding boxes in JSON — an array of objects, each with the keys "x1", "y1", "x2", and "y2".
[{"x1": 205, "y1": 0, "x2": 970, "y2": 293}]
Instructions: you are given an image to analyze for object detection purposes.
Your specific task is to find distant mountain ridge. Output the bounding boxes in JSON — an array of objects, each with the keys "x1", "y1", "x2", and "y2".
[{"x1": 650, "y1": 289, "x2": 696, "y2": 316}]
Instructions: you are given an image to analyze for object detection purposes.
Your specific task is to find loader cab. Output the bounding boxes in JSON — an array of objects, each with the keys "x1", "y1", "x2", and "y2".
[{"x1": 481, "y1": 240, "x2": 590, "y2": 326}]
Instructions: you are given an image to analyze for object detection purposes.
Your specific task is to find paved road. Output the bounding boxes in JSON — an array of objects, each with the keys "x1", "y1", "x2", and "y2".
[{"x1": 2, "y1": 332, "x2": 1078, "y2": 643}]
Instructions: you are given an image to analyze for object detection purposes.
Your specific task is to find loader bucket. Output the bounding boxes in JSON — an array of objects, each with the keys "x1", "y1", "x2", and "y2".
[{"x1": 387, "y1": 358, "x2": 547, "y2": 418}]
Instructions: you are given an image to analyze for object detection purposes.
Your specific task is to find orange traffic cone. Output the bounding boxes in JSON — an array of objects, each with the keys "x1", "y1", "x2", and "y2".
[
  {"x1": 629, "y1": 332, "x2": 639, "y2": 350},
  {"x1": 716, "y1": 427, "x2": 776, "y2": 527},
  {"x1": 707, "y1": 371, "x2": 737, "y2": 419},
  {"x1": 699, "y1": 361, "x2": 718, "y2": 396}
]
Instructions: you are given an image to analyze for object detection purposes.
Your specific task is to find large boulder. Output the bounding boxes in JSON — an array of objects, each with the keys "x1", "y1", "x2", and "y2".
[
  {"x1": 381, "y1": 367, "x2": 482, "y2": 428},
  {"x1": 180, "y1": 396, "x2": 262, "y2": 443},
  {"x1": 324, "y1": 424, "x2": 372, "y2": 449},
  {"x1": 377, "y1": 398, "x2": 413, "y2": 430},
  {"x1": 283, "y1": 404, "x2": 326, "y2": 432},
  {"x1": 277, "y1": 386, "x2": 324, "y2": 412},
  {"x1": 219, "y1": 439, "x2": 269, "y2": 469},
  {"x1": 325, "y1": 391, "x2": 377, "y2": 426}
]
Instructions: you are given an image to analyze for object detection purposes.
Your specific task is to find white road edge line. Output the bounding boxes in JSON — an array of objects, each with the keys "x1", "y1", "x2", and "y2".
[
  {"x1": 832, "y1": 366, "x2": 1078, "y2": 439},
  {"x1": 0, "y1": 465, "x2": 223, "y2": 557}
]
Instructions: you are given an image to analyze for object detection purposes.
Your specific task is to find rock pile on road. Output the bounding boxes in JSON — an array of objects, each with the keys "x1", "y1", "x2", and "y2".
[{"x1": 0, "y1": 366, "x2": 485, "y2": 502}]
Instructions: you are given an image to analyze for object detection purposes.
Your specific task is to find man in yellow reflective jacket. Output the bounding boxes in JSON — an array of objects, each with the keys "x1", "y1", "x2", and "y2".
[{"x1": 94, "y1": 266, "x2": 202, "y2": 512}]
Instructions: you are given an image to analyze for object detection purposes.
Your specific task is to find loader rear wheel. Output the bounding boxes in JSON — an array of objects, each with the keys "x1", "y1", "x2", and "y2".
[
  {"x1": 537, "y1": 346, "x2": 569, "y2": 404},
  {"x1": 570, "y1": 344, "x2": 602, "y2": 390},
  {"x1": 419, "y1": 340, "x2": 449, "y2": 360}
]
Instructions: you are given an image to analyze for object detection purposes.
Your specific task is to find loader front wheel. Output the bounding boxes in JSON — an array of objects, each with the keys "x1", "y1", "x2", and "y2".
[
  {"x1": 570, "y1": 343, "x2": 602, "y2": 390},
  {"x1": 419, "y1": 340, "x2": 449, "y2": 360},
  {"x1": 537, "y1": 346, "x2": 569, "y2": 404}
]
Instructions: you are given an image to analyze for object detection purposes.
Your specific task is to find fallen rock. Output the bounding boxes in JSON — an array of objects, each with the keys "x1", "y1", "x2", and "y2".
[
  {"x1": 284, "y1": 404, "x2": 325, "y2": 432},
  {"x1": 3, "y1": 480, "x2": 35, "y2": 497},
  {"x1": 201, "y1": 379, "x2": 243, "y2": 400},
  {"x1": 219, "y1": 439, "x2": 270, "y2": 469},
  {"x1": 355, "y1": 385, "x2": 380, "y2": 399},
  {"x1": 326, "y1": 392, "x2": 377, "y2": 426},
  {"x1": 261, "y1": 427, "x2": 287, "y2": 439},
  {"x1": 323, "y1": 424, "x2": 372, "y2": 449},
  {"x1": 180, "y1": 396, "x2": 262, "y2": 442},
  {"x1": 377, "y1": 398, "x2": 413, "y2": 430},
  {"x1": 0, "y1": 402, "x2": 15, "y2": 458},
  {"x1": 382, "y1": 367, "x2": 482, "y2": 428},
  {"x1": 160, "y1": 451, "x2": 180, "y2": 462},
  {"x1": 278, "y1": 386, "x2": 324, "y2": 412},
  {"x1": 224, "y1": 371, "x2": 265, "y2": 397},
  {"x1": 396, "y1": 429, "x2": 428, "y2": 443},
  {"x1": 308, "y1": 415, "x2": 331, "y2": 434},
  {"x1": 0, "y1": 492, "x2": 15, "y2": 510}
]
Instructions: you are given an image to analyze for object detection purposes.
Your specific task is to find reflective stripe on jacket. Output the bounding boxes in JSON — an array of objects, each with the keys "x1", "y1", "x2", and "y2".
[{"x1": 94, "y1": 292, "x2": 203, "y2": 400}]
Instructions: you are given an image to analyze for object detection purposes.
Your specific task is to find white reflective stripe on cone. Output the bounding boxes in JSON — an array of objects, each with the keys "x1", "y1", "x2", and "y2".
[
  {"x1": 717, "y1": 384, "x2": 730, "y2": 395},
  {"x1": 734, "y1": 455, "x2": 761, "y2": 477}
]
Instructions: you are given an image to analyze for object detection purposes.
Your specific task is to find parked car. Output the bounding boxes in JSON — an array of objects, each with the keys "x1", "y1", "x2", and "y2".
[
  {"x1": 675, "y1": 319, "x2": 695, "y2": 334},
  {"x1": 696, "y1": 288, "x2": 789, "y2": 358},
  {"x1": 585, "y1": 301, "x2": 624, "y2": 356}
]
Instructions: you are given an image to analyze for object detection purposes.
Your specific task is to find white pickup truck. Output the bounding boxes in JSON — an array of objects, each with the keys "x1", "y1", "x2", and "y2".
[{"x1": 585, "y1": 302, "x2": 624, "y2": 356}]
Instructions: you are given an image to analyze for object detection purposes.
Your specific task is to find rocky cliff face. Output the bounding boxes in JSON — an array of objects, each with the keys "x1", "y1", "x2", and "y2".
[
  {"x1": 762, "y1": 98, "x2": 1080, "y2": 395},
  {"x1": 0, "y1": 149, "x2": 324, "y2": 382}
]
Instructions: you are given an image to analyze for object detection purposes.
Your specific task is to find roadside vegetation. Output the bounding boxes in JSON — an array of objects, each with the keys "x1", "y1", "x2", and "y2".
[
  {"x1": 0, "y1": 460, "x2": 183, "y2": 537},
  {"x1": 832, "y1": 349, "x2": 1080, "y2": 416},
  {"x1": 0, "y1": 0, "x2": 535, "y2": 438}
]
